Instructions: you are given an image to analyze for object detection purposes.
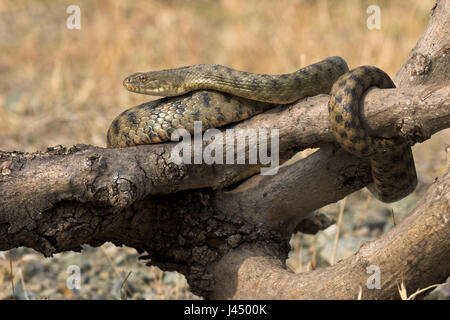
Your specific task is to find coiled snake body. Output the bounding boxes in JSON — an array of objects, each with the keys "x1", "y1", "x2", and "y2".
[{"x1": 108, "y1": 56, "x2": 417, "y2": 202}]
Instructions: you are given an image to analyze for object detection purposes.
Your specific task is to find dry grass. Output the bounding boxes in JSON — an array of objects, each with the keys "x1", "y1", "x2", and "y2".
[
  {"x1": 0, "y1": 0, "x2": 448, "y2": 299},
  {"x1": 398, "y1": 281, "x2": 447, "y2": 300}
]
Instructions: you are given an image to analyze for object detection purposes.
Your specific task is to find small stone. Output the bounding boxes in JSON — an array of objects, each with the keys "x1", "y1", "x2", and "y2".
[
  {"x1": 226, "y1": 235, "x2": 242, "y2": 248},
  {"x1": 162, "y1": 271, "x2": 178, "y2": 285}
]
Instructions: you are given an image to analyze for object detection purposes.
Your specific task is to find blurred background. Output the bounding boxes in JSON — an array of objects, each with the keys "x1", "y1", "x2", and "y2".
[{"x1": 0, "y1": 0, "x2": 448, "y2": 299}]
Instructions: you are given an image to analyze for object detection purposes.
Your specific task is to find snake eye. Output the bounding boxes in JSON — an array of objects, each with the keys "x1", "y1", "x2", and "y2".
[{"x1": 139, "y1": 75, "x2": 147, "y2": 82}]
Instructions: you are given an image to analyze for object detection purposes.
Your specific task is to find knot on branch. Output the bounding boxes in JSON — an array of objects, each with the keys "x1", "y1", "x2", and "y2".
[
  {"x1": 396, "y1": 117, "x2": 429, "y2": 145},
  {"x1": 130, "y1": 191, "x2": 290, "y2": 297},
  {"x1": 406, "y1": 53, "x2": 432, "y2": 77}
]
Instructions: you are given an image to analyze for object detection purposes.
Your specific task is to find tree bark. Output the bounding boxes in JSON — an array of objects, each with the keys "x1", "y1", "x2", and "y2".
[
  {"x1": 209, "y1": 155, "x2": 450, "y2": 299},
  {"x1": 0, "y1": 0, "x2": 448, "y2": 299}
]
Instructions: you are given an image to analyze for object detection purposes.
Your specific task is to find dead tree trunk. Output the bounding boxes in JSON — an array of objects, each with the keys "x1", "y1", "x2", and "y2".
[{"x1": 0, "y1": 0, "x2": 449, "y2": 299}]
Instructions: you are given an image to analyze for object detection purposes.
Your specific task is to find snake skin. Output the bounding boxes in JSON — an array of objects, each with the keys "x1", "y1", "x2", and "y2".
[
  {"x1": 328, "y1": 66, "x2": 417, "y2": 202},
  {"x1": 108, "y1": 56, "x2": 417, "y2": 202}
]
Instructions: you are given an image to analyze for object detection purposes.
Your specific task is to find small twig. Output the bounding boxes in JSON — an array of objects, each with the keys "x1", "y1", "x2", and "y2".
[
  {"x1": 120, "y1": 271, "x2": 132, "y2": 300},
  {"x1": 331, "y1": 197, "x2": 346, "y2": 266},
  {"x1": 9, "y1": 250, "x2": 15, "y2": 300},
  {"x1": 391, "y1": 209, "x2": 397, "y2": 227},
  {"x1": 398, "y1": 280, "x2": 446, "y2": 300},
  {"x1": 17, "y1": 268, "x2": 29, "y2": 300},
  {"x1": 100, "y1": 246, "x2": 133, "y2": 298}
]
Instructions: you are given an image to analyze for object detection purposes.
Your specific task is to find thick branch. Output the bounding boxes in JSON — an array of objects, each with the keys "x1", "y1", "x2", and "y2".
[
  {"x1": 209, "y1": 163, "x2": 450, "y2": 299},
  {"x1": 1, "y1": 85, "x2": 448, "y2": 221},
  {"x1": 214, "y1": 147, "x2": 372, "y2": 233},
  {"x1": 395, "y1": 0, "x2": 449, "y2": 87},
  {"x1": 213, "y1": 85, "x2": 449, "y2": 232},
  {"x1": 207, "y1": 0, "x2": 450, "y2": 300}
]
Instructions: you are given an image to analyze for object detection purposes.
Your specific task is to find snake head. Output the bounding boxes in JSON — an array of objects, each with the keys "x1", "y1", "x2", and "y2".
[{"x1": 123, "y1": 71, "x2": 186, "y2": 96}]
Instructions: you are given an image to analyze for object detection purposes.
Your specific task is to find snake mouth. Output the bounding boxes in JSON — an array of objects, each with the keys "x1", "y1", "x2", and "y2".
[
  {"x1": 123, "y1": 77, "x2": 138, "y2": 91},
  {"x1": 123, "y1": 79, "x2": 169, "y2": 96},
  {"x1": 123, "y1": 75, "x2": 168, "y2": 95},
  {"x1": 123, "y1": 79, "x2": 150, "y2": 94}
]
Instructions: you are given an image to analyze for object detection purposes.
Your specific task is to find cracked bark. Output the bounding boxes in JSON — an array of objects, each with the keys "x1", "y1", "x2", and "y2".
[{"x1": 0, "y1": 0, "x2": 449, "y2": 299}]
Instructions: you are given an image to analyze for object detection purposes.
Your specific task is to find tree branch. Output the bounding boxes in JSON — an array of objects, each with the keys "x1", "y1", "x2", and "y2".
[
  {"x1": 209, "y1": 159, "x2": 450, "y2": 299},
  {"x1": 395, "y1": 0, "x2": 449, "y2": 87},
  {"x1": 1, "y1": 85, "x2": 448, "y2": 209}
]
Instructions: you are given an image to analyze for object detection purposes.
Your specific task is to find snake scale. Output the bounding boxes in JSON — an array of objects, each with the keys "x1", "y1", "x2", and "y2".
[{"x1": 108, "y1": 56, "x2": 417, "y2": 202}]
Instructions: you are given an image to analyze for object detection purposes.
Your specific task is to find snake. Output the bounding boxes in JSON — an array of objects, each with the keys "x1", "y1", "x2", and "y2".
[{"x1": 107, "y1": 56, "x2": 417, "y2": 202}]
